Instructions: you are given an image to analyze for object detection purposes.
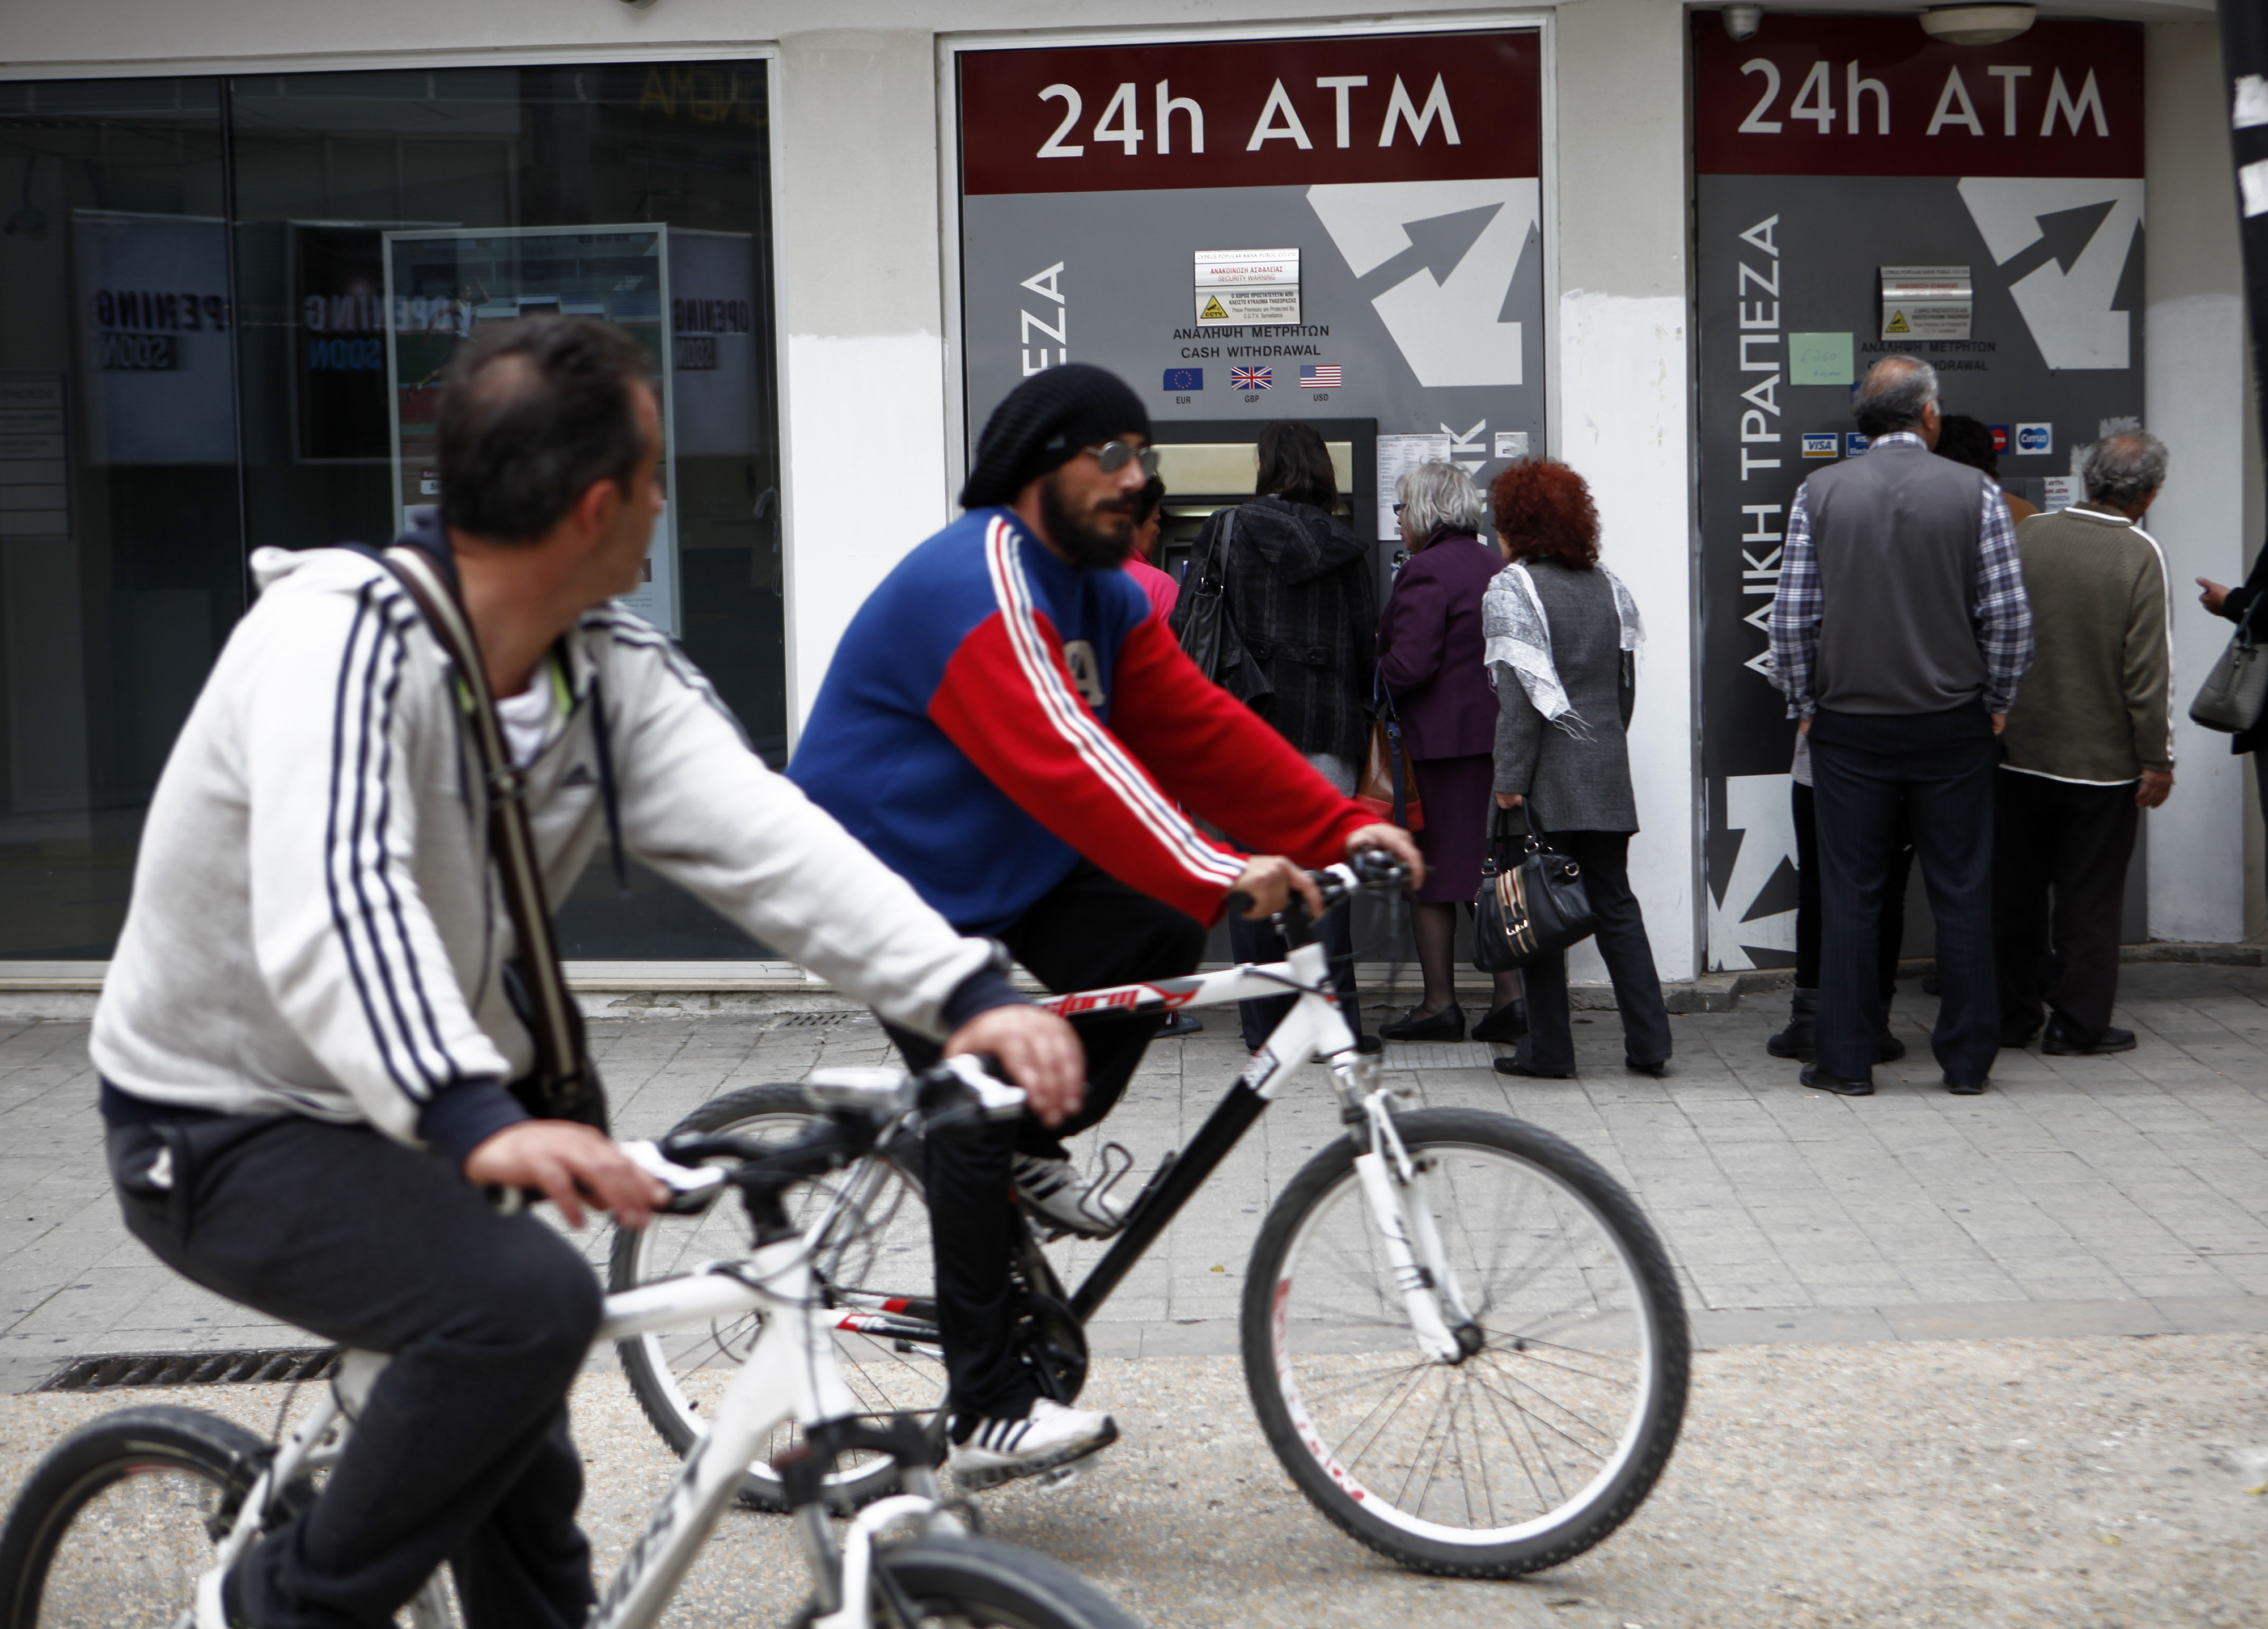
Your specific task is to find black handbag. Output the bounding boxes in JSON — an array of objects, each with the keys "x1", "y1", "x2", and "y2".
[
  {"x1": 1170, "y1": 508, "x2": 1276, "y2": 714},
  {"x1": 2190, "y1": 594, "x2": 2268, "y2": 734},
  {"x1": 375, "y1": 545, "x2": 610, "y2": 1132},
  {"x1": 1472, "y1": 805, "x2": 1598, "y2": 973}
]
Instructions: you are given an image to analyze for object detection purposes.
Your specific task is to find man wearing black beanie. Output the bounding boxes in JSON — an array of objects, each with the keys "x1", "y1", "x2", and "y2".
[{"x1": 792, "y1": 364, "x2": 1421, "y2": 1490}]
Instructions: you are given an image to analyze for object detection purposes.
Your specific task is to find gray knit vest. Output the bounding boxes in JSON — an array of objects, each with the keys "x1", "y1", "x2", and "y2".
[{"x1": 1802, "y1": 442, "x2": 1991, "y2": 716}]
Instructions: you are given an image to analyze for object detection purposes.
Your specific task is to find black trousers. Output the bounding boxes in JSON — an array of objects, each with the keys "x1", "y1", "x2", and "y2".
[
  {"x1": 1809, "y1": 703, "x2": 1999, "y2": 1085},
  {"x1": 1228, "y1": 900, "x2": 1362, "y2": 1050},
  {"x1": 1512, "y1": 831, "x2": 1673, "y2": 1072},
  {"x1": 106, "y1": 1114, "x2": 601, "y2": 1629},
  {"x1": 1992, "y1": 768, "x2": 2140, "y2": 1041},
  {"x1": 887, "y1": 863, "x2": 1205, "y2": 1421},
  {"x1": 1791, "y1": 780, "x2": 1909, "y2": 1000}
]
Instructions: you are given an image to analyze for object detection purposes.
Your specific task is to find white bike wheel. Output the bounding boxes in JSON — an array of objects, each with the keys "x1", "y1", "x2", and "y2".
[
  {"x1": 1241, "y1": 1109, "x2": 1689, "y2": 1577},
  {"x1": 609, "y1": 1085, "x2": 946, "y2": 1512}
]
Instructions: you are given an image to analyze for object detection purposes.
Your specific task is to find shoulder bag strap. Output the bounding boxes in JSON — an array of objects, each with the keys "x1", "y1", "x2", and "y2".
[{"x1": 375, "y1": 547, "x2": 591, "y2": 1103}]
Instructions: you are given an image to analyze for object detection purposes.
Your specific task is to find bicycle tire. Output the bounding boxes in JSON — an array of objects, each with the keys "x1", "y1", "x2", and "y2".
[
  {"x1": 1240, "y1": 1109, "x2": 1688, "y2": 1578},
  {"x1": 0, "y1": 1404, "x2": 270, "y2": 1629},
  {"x1": 611, "y1": 1083, "x2": 944, "y2": 1512},
  {"x1": 793, "y1": 1535, "x2": 1145, "y2": 1629}
]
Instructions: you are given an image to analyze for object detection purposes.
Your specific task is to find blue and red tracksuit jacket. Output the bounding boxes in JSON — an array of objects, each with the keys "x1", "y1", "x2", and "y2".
[{"x1": 789, "y1": 507, "x2": 1374, "y2": 936}]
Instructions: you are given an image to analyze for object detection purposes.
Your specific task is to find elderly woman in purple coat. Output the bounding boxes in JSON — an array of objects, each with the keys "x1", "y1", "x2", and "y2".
[{"x1": 1374, "y1": 463, "x2": 1525, "y2": 1043}]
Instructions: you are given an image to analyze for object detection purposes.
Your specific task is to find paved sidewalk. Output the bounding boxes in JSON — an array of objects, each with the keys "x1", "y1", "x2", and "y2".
[{"x1": 5, "y1": 964, "x2": 2268, "y2": 1388}]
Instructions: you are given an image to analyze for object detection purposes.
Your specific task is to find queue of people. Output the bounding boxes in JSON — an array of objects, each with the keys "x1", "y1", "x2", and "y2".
[{"x1": 1766, "y1": 356, "x2": 2176, "y2": 1096}]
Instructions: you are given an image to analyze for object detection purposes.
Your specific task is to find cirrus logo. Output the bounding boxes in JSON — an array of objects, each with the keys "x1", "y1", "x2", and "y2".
[{"x1": 2015, "y1": 423, "x2": 2053, "y2": 455}]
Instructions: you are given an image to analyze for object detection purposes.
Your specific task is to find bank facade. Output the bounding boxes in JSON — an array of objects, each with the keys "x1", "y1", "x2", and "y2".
[{"x1": 1, "y1": 0, "x2": 2253, "y2": 986}]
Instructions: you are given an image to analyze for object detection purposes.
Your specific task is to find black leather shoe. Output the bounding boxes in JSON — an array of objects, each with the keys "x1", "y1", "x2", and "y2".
[
  {"x1": 1495, "y1": 1057, "x2": 1572, "y2": 1080},
  {"x1": 1626, "y1": 1056, "x2": 1670, "y2": 1077},
  {"x1": 1999, "y1": 1025, "x2": 2042, "y2": 1050},
  {"x1": 1800, "y1": 1064, "x2": 1873, "y2": 1097},
  {"x1": 1156, "y1": 1010, "x2": 1203, "y2": 1036},
  {"x1": 1944, "y1": 1076, "x2": 1989, "y2": 1095},
  {"x1": 1471, "y1": 1000, "x2": 1528, "y2": 1044},
  {"x1": 1380, "y1": 1002, "x2": 1465, "y2": 1043},
  {"x1": 2041, "y1": 1017, "x2": 2136, "y2": 1056}
]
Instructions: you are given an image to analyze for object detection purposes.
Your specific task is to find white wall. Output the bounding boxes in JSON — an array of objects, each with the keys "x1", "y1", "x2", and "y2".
[
  {"x1": 1554, "y1": 0, "x2": 1699, "y2": 981},
  {"x1": 2144, "y1": 20, "x2": 2261, "y2": 943}
]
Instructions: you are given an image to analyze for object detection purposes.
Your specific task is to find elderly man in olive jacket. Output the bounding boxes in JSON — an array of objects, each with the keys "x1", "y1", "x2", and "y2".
[{"x1": 1994, "y1": 430, "x2": 2174, "y2": 1057}]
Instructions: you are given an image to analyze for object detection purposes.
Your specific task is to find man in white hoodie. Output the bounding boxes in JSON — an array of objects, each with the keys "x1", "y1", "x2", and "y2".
[{"x1": 91, "y1": 316, "x2": 1080, "y2": 1629}]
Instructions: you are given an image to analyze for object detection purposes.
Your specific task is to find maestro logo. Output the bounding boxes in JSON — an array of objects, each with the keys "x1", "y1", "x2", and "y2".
[{"x1": 2015, "y1": 423, "x2": 2053, "y2": 455}]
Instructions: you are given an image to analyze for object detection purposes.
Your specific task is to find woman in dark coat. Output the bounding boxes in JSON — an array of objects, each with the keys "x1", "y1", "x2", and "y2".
[
  {"x1": 1486, "y1": 460, "x2": 1672, "y2": 1080},
  {"x1": 1173, "y1": 420, "x2": 1376, "y2": 1047},
  {"x1": 2197, "y1": 544, "x2": 2268, "y2": 813},
  {"x1": 1374, "y1": 462, "x2": 1525, "y2": 1043}
]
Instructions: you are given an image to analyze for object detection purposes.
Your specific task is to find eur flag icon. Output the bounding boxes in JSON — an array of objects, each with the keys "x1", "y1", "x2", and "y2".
[{"x1": 1163, "y1": 367, "x2": 1204, "y2": 392}]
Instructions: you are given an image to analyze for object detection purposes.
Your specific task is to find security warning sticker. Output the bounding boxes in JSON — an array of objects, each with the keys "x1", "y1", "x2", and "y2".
[
  {"x1": 1196, "y1": 248, "x2": 1300, "y2": 327},
  {"x1": 1878, "y1": 266, "x2": 1972, "y2": 342}
]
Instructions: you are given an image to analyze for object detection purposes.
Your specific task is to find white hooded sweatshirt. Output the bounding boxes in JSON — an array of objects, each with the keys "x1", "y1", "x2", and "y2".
[{"x1": 92, "y1": 543, "x2": 1002, "y2": 1154}]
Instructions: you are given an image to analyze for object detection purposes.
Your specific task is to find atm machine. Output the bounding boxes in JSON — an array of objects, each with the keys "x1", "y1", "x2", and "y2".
[{"x1": 1147, "y1": 418, "x2": 1386, "y2": 600}]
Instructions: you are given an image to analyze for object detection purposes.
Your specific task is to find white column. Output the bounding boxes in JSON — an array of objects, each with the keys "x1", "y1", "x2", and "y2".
[
  {"x1": 1552, "y1": 0, "x2": 1698, "y2": 979},
  {"x1": 2143, "y1": 22, "x2": 2262, "y2": 943},
  {"x1": 775, "y1": 29, "x2": 954, "y2": 742}
]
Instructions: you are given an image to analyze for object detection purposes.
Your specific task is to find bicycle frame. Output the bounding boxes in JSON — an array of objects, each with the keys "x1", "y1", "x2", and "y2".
[
  {"x1": 1034, "y1": 932, "x2": 1471, "y2": 1364},
  {"x1": 197, "y1": 1234, "x2": 936, "y2": 1629}
]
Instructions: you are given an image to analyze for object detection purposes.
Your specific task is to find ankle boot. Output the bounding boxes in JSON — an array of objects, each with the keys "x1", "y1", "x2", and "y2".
[{"x1": 1767, "y1": 987, "x2": 1817, "y2": 1060}]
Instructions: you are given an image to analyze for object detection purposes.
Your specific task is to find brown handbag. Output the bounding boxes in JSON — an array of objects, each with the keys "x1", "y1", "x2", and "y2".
[{"x1": 1353, "y1": 672, "x2": 1424, "y2": 831}]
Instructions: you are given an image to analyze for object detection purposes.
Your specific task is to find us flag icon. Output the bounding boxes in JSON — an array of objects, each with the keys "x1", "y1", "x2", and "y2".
[{"x1": 1299, "y1": 365, "x2": 1343, "y2": 388}]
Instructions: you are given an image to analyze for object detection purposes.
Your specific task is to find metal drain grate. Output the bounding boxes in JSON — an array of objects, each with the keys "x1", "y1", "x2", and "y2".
[
  {"x1": 773, "y1": 1012, "x2": 857, "y2": 1028},
  {"x1": 39, "y1": 1347, "x2": 342, "y2": 1391}
]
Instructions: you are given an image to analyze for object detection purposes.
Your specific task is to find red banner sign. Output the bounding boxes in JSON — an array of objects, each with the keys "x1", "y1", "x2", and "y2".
[
  {"x1": 1693, "y1": 15, "x2": 2143, "y2": 179},
  {"x1": 958, "y1": 31, "x2": 1541, "y2": 196}
]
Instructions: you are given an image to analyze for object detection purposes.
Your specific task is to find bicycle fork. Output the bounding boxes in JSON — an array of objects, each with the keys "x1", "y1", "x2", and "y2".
[{"x1": 1336, "y1": 1060, "x2": 1481, "y2": 1364}]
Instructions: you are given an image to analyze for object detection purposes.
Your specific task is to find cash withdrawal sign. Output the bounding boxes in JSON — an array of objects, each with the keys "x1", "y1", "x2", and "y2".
[{"x1": 954, "y1": 29, "x2": 1545, "y2": 530}]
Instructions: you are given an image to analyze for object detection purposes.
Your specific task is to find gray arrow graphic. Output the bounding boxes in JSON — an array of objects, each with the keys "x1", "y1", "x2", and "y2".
[
  {"x1": 1353, "y1": 203, "x2": 1504, "y2": 298},
  {"x1": 1996, "y1": 200, "x2": 2117, "y2": 286}
]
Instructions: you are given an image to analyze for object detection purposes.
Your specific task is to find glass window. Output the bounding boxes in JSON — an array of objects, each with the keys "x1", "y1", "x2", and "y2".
[
  {"x1": 0, "y1": 62, "x2": 785, "y2": 961},
  {"x1": 0, "y1": 78, "x2": 240, "y2": 958}
]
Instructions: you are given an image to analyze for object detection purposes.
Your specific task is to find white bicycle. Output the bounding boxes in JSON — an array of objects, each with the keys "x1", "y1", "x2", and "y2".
[
  {"x1": 0, "y1": 1062, "x2": 1141, "y2": 1629},
  {"x1": 617, "y1": 854, "x2": 1692, "y2": 1579}
]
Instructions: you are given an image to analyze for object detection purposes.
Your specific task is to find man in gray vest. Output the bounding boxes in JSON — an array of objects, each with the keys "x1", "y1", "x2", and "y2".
[
  {"x1": 1995, "y1": 431, "x2": 2174, "y2": 1056},
  {"x1": 1768, "y1": 357, "x2": 2034, "y2": 1096}
]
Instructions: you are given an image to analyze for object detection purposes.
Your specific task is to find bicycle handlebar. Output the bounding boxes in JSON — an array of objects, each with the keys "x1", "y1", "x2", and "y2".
[{"x1": 1224, "y1": 849, "x2": 1411, "y2": 926}]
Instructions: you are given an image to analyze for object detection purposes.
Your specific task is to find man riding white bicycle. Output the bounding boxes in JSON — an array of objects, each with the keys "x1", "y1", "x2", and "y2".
[
  {"x1": 789, "y1": 363, "x2": 1423, "y2": 1491},
  {"x1": 88, "y1": 316, "x2": 1080, "y2": 1628}
]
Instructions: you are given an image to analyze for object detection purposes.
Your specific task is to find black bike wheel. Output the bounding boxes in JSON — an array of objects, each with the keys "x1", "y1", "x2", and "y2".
[
  {"x1": 0, "y1": 1405, "x2": 269, "y2": 1628},
  {"x1": 1241, "y1": 1109, "x2": 1689, "y2": 1578},
  {"x1": 796, "y1": 1537, "x2": 1144, "y2": 1629},
  {"x1": 611, "y1": 1084, "x2": 943, "y2": 1512}
]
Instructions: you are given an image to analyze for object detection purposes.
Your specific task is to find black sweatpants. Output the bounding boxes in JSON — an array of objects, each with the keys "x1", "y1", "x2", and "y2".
[
  {"x1": 1809, "y1": 703, "x2": 2000, "y2": 1085},
  {"x1": 1791, "y1": 780, "x2": 1909, "y2": 1001},
  {"x1": 1992, "y1": 768, "x2": 2140, "y2": 1041},
  {"x1": 1228, "y1": 900, "x2": 1362, "y2": 1050},
  {"x1": 1510, "y1": 830, "x2": 1673, "y2": 1072},
  {"x1": 106, "y1": 1112, "x2": 601, "y2": 1629},
  {"x1": 886, "y1": 862, "x2": 1205, "y2": 1421}
]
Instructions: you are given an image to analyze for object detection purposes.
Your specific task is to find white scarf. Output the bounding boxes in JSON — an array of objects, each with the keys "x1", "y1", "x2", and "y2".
[{"x1": 1482, "y1": 562, "x2": 1644, "y2": 740}]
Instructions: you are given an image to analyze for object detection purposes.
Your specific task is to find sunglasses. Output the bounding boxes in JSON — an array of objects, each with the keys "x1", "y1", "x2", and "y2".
[{"x1": 1085, "y1": 441, "x2": 1160, "y2": 479}]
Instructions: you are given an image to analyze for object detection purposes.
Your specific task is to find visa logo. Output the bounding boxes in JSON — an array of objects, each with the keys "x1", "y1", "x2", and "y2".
[
  {"x1": 1800, "y1": 432, "x2": 1838, "y2": 459},
  {"x1": 1844, "y1": 433, "x2": 1871, "y2": 457}
]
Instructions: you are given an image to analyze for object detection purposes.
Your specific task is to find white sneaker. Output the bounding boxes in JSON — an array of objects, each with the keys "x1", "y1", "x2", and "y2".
[
  {"x1": 949, "y1": 1398, "x2": 1118, "y2": 1491},
  {"x1": 1012, "y1": 1152, "x2": 1131, "y2": 1238}
]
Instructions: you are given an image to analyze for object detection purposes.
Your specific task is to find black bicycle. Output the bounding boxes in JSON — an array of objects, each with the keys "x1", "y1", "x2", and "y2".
[{"x1": 612, "y1": 853, "x2": 1689, "y2": 1579}]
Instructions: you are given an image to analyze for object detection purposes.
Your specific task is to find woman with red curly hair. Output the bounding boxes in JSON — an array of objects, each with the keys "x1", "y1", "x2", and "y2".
[{"x1": 1485, "y1": 459, "x2": 1672, "y2": 1080}]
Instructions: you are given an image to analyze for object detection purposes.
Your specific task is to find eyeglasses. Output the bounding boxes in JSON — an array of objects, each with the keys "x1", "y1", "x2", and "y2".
[
  {"x1": 1392, "y1": 502, "x2": 1406, "y2": 514},
  {"x1": 1084, "y1": 441, "x2": 1160, "y2": 479}
]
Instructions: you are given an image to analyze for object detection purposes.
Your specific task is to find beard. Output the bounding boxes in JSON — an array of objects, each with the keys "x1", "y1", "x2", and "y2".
[{"x1": 1038, "y1": 472, "x2": 1136, "y2": 570}]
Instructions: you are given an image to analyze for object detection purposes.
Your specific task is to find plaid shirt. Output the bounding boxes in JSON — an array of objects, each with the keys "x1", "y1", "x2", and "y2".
[{"x1": 1767, "y1": 431, "x2": 2033, "y2": 719}]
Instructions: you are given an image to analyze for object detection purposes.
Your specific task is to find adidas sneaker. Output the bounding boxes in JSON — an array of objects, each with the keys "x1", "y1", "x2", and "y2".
[
  {"x1": 1011, "y1": 1152, "x2": 1130, "y2": 1238},
  {"x1": 949, "y1": 1398, "x2": 1118, "y2": 1491}
]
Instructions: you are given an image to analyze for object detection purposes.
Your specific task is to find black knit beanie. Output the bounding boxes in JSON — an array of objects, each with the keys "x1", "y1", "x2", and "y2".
[{"x1": 959, "y1": 363, "x2": 1152, "y2": 509}]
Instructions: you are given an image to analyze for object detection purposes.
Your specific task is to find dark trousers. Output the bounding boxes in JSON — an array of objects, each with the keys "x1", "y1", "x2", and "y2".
[
  {"x1": 106, "y1": 1114, "x2": 601, "y2": 1629},
  {"x1": 1792, "y1": 780, "x2": 1909, "y2": 1000},
  {"x1": 1809, "y1": 703, "x2": 1999, "y2": 1085},
  {"x1": 888, "y1": 862, "x2": 1205, "y2": 1420},
  {"x1": 1512, "y1": 831, "x2": 1673, "y2": 1072},
  {"x1": 1992, "y1": 768, "x2": 2140, "y2": 1040},
  {"x1": 1228, "y1": 900, "x2": 1361, "y2": 1050}
]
